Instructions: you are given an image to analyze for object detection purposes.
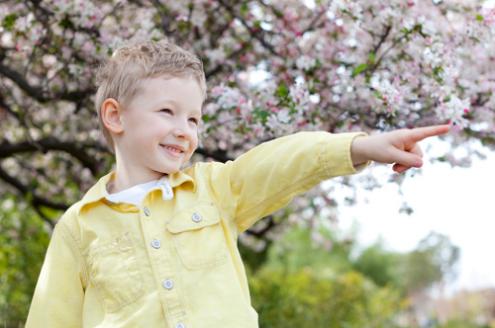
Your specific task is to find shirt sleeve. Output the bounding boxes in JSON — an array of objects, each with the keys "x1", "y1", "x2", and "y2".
[
  {"x1": 25, "y1": 221, "x2": 85, "y2": 328},
  {"x1": 207, "y1": 131, "x2": 371, "y2": 233}
]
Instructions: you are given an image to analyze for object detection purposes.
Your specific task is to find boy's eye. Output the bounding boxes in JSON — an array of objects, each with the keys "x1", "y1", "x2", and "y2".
[
  {"x1": 160, "y1": 108, "x2": 173, "y2": 114},
  {"x1": 189, "y1": 118, "x2": 199, "y2": 125}
]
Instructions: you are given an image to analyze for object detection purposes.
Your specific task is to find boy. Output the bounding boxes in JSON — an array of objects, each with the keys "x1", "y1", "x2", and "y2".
[{"x1": 25, "y1": 40, "x2": 451, "y2": 327}]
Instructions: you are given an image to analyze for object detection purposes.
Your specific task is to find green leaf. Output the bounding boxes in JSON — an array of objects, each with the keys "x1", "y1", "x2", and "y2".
[
  {"x1": 476, "y1": 14, "x2": 484, "y2": 22},
  {"x1": 276, "y1": 84, "x2": 289, "y2": 99},
  {"x1": 38, "y1": 206, "x2": 61, "y2": 221},
  {"x1": 413, "y1": 24, "x2": 423, "y2": 33},
  {"x1": 253, "y1": 107, "x2": 269, "y2": 124},
  {"x1": 178, "y1": 20, "x2": 191, "y2": 31},
  {"x1": 432, "y1": 66, "x2": 444, "y2": 83},
  {"x1": 240, "y1": 3, "x2": 249, "y2": 16},
  {"x1": 201, "y1": 113, "x2": 214, "y2": 123},
  {"x1": 352, "y1": 63, "x2": 368, "y2": 77},
  {"x1": 2, "y1": 14, "x2": 17, "y2": 31},
  {"x1": 253, "y1": 20, "x2": 262, "y2": 30},
  {"x1": 373, "y1": 90, "x2": 383, "y2": 99},
  {"x1": 368, "y1": 52, "x2": 376, "y2": 65},
  {"x1": 25, "y1": 192, "x2": 33, "y2": 204}
]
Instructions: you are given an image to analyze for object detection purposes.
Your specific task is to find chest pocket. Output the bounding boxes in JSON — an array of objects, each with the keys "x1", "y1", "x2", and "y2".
[
  {"x1": 86, "y1": 232, "x2": 145, "y2": 312},
  {"x1": 166, "y1": 203, "x2": 229, "y2": 270}
]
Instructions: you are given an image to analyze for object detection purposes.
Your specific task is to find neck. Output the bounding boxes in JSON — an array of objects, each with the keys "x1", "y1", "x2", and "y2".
[{"x1": 108, "y1": 153, "x2": 165, "y2": 194}]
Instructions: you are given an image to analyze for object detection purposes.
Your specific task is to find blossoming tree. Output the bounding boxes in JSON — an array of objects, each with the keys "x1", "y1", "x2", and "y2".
[{"x1": 0, "y1": 0, "x2": 494, "y2": 241}]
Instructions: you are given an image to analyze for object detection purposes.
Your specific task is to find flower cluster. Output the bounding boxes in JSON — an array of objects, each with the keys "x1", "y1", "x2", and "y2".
[{"x1": 1, "y1": 0, "x2": 494, "y2": 227}]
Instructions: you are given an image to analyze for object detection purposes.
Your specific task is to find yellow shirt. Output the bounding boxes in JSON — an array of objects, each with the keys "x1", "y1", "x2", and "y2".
[{"x1": 26, "y1": 131, "x2": 370, "y2": 328}]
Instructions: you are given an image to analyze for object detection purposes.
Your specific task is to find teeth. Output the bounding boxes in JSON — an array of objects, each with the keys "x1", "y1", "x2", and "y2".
[{"x1": 163, "y1": 145, "x2": 183, "y2": 153}]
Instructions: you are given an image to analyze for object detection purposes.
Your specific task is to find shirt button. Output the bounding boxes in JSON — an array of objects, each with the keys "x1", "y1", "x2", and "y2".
[
  {"x1": 162, "y1": 279, "x2": 174, "y2": 290},
  {"x1": 176, "y1": 323, "x2": 185, "y2": 328},
  {"x1": 191, "y1": 212, "x2": 202, "y2": 223},
  {"x1": 143, "y1": 207, "x2": 151, "y2": 216},
  {"x1": 150, "y1": 239, "x2": 161, "y2": 249}
]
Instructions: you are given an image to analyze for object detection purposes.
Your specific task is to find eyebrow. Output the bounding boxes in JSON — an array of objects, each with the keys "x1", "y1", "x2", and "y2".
[{"x1": 155, "y1": 98, "x2": 179, "y2": 108}]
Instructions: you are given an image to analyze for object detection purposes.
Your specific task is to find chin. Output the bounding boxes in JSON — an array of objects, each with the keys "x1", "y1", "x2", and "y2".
[{"x1": 158, "y1": 166, "x2": 182, "y2": 175}]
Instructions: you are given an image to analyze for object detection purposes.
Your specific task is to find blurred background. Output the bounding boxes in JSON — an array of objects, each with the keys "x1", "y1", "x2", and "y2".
[{"x1": 1, "y1": 0, "x2": 494, "y2": 327}]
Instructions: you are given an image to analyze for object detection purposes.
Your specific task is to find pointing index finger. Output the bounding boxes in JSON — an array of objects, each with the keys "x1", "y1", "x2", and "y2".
[{"x1": 409, "y1": 124, "x2": 451, "y2": 142}]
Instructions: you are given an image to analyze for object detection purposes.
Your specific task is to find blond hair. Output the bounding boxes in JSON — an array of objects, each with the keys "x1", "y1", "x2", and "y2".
[{"x1": 94, "y1": 39, "x2": 207, "y2": 152}]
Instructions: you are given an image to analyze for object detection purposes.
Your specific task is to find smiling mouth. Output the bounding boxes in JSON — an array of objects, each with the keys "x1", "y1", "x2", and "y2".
[{"x1": 160, "y1": 144, "x2": 185, "y2": 155}]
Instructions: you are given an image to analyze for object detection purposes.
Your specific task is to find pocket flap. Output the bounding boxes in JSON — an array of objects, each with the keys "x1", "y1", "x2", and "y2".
[{"x1": 166, "y1": 203, "x2": 220, "y2": 234}]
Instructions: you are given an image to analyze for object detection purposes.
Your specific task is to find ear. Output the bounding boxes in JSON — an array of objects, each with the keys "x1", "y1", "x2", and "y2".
[{"x1": 100, "y1": 98, "x2": 124, "y2": 134}]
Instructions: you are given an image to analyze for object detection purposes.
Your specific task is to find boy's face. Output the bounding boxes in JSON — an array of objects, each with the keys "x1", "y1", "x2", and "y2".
[{"x1": 116, "y1": 75, "x2": 203, "y2": 177}]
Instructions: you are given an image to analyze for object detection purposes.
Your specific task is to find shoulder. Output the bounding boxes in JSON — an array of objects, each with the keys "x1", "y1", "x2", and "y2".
[
  {"x1": 58, "y1": 201, "x2": 81, "y2": 224},
  {"x1": 55, "y1": 201, "x2": 84, "y2": 243},
  {"x1": 186, "y1": 160, "x2": 234, "y2": 179}
]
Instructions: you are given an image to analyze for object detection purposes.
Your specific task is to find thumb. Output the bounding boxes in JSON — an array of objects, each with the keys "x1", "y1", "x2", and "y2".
[{"x1": 391, "y1": 148, "x2": 423, "y2": 168}]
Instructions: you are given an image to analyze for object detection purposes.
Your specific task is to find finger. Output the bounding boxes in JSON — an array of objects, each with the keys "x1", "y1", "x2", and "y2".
[
  {"x1": 393, "y1": 163, "x2": 410, "y2": 173},
  {"x1": 393, "y1": 144, "x2": 423, "y2": 173},
  {"x1": 394, "y1": 163, "x2": 420, "y2": 173},
  {"x1": 392, "y1": 148, "x2": 423, "y2": 168},
  {"x1": 410, "y1": 144, "x2": 423, "y2": 158},
  {"x1": 408, "y1": 124, "x2": 451, "y2": 143}
]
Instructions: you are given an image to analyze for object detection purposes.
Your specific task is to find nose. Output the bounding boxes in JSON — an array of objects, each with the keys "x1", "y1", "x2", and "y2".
[
  {"x1": 172, "y1": 126, "x2": 186, "y2": 139},
  {"x1": 172, "y1": 119, "x2": 191, "y2": 139}
]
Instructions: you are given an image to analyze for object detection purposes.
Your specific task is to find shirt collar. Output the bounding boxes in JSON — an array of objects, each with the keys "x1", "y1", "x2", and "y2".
[
  {"x1": 168, "y1": 169, "x2": 195, "y2": 190},
  {"x1": 104, "y1": 176, "x2": 173, "y2": 206},
  {"x1": 76, "y1": 170, "x2": 195, "y2": 215}
]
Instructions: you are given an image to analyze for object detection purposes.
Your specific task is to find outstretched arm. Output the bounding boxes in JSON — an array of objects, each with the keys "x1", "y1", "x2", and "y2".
[
  {"x1": 350, "y1": 124, "x2": 452, "y2": 174},
  {"x1": 207, "y1": 131, "x2": 371, "y2": 233}
]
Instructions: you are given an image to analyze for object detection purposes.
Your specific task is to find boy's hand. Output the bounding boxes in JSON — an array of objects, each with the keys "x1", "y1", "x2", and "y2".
[{"x1": 351, "y1": 124, "x2": 451, "y2": 174}]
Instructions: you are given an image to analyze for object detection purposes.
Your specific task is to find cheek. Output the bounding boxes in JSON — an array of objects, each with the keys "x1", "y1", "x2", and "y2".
[
  {"x1": 193, "y1": 132, "x2": 201, "y2": 150},
  {"x1": 186, "y1": 135, "x2": 198, "y2": 157},
  {"x1": 192, "y1": 133, "x2": 199, "y2": 148},
  {"x1": 132, "y1": 131, "x2": 163, "y2": 152},
  {"x1": 147, "y1": 120, "x2": 169, "y2": 138},
  {"x1": 137, "y1": 125, "x2": 160, "y2": 144}
]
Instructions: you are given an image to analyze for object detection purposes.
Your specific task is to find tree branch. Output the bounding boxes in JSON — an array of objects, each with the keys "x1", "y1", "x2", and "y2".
[
  {"x1": 302, "y1": 7, "x2": 327, "y2": 34},
  {"x1": 244, "y1": 215, "x2": 276, "y2": 238},
  {"x1": 0, "y1": 62, "x2": 95, "y2": 103},
  {"x1": 0, "y1": 165, "x2": 68, "y2": 211},
  {"x1": 0, "y1": 92, "x2": 21, "y2": 121},
  {"x1": 216, "y1": 0, "x2": 280, "y2": 57},
  {"x1": 0, "y1": 138, "x2": 105, "y2": 175},
  {"x1": 194, "y1": 147, "x2": 232, "y2": 162},
  {"x1": 205, "y1": 44, "x2": 248, "y2": 79}
]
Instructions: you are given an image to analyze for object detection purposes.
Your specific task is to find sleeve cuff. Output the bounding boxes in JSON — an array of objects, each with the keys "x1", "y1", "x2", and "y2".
[{"x1": 319, "y1": 131, "x2": 372, "y2": 179}]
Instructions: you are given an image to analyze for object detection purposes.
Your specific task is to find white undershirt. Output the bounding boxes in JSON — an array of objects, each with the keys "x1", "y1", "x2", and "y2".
[{"x1": 104, "y1": 175, "x2": 174, "y2": 207}]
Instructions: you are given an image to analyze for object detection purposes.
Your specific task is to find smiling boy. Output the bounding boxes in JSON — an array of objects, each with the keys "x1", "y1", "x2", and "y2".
[
  {"x1": 25, "y1": 40, "x2": 450, "y2": 328},
  {"x1": 103, "y1": 76, "x2": 203, "y2": 193}
]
